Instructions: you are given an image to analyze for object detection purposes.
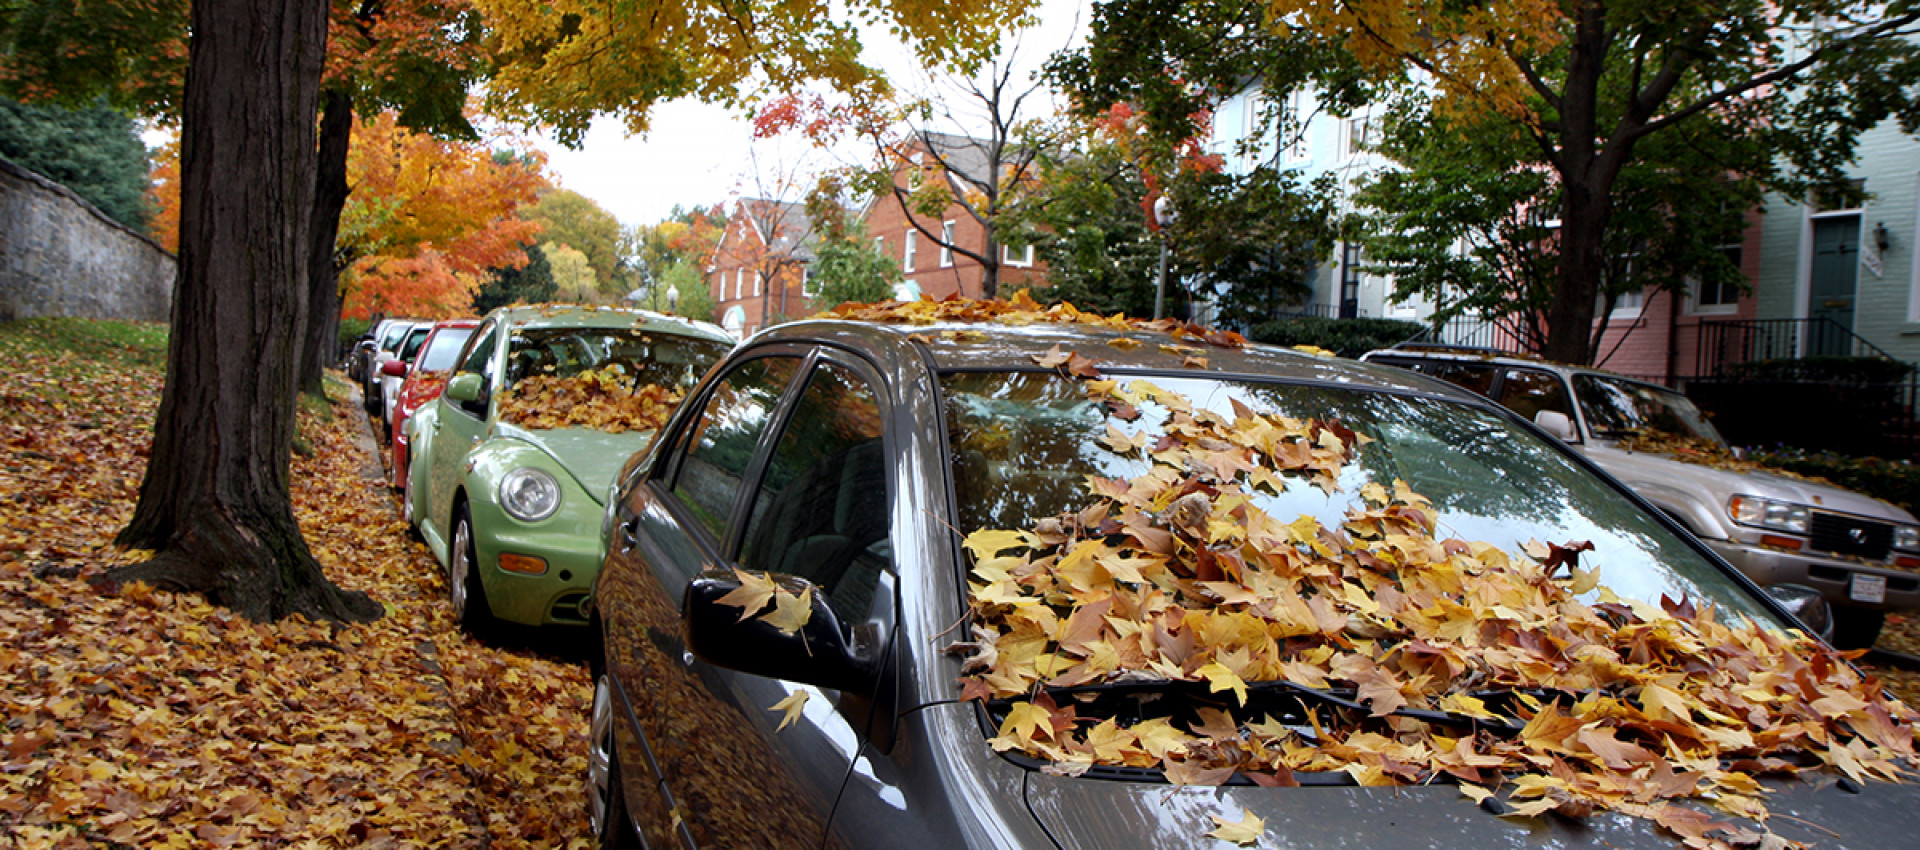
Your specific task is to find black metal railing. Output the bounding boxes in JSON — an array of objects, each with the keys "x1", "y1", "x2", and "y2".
[{"x1": 1695, "y1": 317, "x2": 1902, "y2": 376}]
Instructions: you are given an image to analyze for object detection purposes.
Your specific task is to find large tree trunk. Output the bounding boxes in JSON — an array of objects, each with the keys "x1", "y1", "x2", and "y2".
[
  {"x1": 298, "y1": 87, "x2": 355, "y2": 398},
  {"x1": 108, "y1": 0, "x2": 381, "y2": 623}
]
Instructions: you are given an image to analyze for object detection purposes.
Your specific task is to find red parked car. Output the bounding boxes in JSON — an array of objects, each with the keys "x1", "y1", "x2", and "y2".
[{"x1": 388, "y1": 319, "x2": 479, "y2": 491}]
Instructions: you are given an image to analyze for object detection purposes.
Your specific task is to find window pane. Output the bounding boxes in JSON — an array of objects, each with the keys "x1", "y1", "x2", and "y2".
[
  {"x1": 739, "y1": 362, "x2": 891, "y2": 619},
  {"x1": 672, "y1": 356, "x2": 801, "y2": 543},
  {"x1": 1495, "y1": 368, "x2": 1574, "y2": 423}
]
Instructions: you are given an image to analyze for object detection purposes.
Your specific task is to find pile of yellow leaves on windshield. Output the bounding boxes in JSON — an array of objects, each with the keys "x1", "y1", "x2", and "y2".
[
  {"x1": 952, "y1": 349, "x2": 1917, "y2": 847},
  {"x1": 817, "y1": 290, "x2": 1249, "y2": 350},
  {"x1": 496, "y1": 365, "x2": 681, "y2": 433}
]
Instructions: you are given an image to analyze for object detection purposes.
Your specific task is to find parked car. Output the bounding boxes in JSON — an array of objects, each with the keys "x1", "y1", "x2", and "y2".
[
  {"x1": 404, "y1": 305, "x2": 733, "y2": 632},
  {"x1": 1361, "y1": 343, "x2": 1920, "y2": 648},
  {"x1": 388, "y1": 319, "x2": 480, "y2": 492},
  {"x1": 349, "y1": 317, "x2": 404, "y2": 384},
  {"x1": 378, "y1": 323, "x2": 435, "y2": 427},
  {"x1": 586, "y1": 316, "x2": 1913, "y2": 850},
  {"x1": 364, "y1": 318, "x2": 423, "y2": 416}
]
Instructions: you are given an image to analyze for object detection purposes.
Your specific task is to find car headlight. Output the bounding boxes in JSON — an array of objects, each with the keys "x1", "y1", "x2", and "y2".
[
  {"x1": 499, "y1": 467, "x2": 562, "y2": 522},
  {"x1": 1896, "y1": 525, "x2": 1920, "y2": 552},
  {"x1": 1728, "y1": 495, "x2": 1811, "y2": 535}
]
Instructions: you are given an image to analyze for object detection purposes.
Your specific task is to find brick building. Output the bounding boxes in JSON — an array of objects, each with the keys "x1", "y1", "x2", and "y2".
[
  {"x1": 707, "y1": 198, "x2": 820, "y2": 338},
  {"x1": 863, "y1": 131, "x2": 1047, "y2": 300}
]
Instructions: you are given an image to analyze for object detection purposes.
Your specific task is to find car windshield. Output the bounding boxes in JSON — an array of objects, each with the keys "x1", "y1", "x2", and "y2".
[
  {"x1": 496, "y1": 326, "x2": 730, "y2": 432},
  {"x1": 415, "y1": 327, "x2": 475, "y2": 373},
  {"x1": 398, "y1": 327, "x2": 431, "y2": 361},
  {"x1": 1573, "y1": 373, "x2": 1726, "y2": 446},
  {"x1": 942, "y1": 370, "x2": 1779, "y2": 629}
]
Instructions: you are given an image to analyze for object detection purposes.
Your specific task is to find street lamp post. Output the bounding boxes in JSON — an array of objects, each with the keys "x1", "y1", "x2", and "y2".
[{"x1": 1152, "y1": 196, "x2": 1175, "y2": 320}]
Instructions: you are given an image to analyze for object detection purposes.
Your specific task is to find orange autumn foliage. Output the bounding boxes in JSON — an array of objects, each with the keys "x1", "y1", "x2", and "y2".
[{"x1": 340, "y1": 111, "x2": 547, "y2": 320}]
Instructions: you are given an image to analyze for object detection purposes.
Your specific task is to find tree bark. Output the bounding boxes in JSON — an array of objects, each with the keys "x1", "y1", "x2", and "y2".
[
  {"x1": 108, "y1": 0, "x2": 381, "y2": 623},
  {"x1": 298, "y1": 86, "x2": 355, "y2": 398}
]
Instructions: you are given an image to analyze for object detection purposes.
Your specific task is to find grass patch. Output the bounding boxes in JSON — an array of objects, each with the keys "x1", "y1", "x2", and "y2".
[{"x1": 0, "y1": 317, "x2": 168, "y2": 368}]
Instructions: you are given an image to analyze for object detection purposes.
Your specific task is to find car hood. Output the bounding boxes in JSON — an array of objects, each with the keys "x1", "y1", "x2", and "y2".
[
  {"x1": 1585, "y1": 443, "x2": 1915, "y2": 523},
  {"x1": 1023, "y1": 771, "x2": 1920, "y2": 848},
  {"x1": 492, "y1": 422, "x2": 656, "y2": 506}
]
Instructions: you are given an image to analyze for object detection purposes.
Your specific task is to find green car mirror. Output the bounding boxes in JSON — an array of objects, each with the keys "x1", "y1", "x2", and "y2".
[{"x1": 445, "y1": 373, "x2": 484, "y2": 403}]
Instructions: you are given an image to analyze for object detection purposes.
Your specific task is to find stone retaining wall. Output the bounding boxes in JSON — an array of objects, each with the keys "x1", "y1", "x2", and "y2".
[{"x1": 0, "y1": 156, "x2": 174, "y2": 322}]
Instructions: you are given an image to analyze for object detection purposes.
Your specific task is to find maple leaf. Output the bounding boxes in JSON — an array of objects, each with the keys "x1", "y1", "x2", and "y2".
[
  {"x1": 769, "y1": 691, "x2": 810, "y2": 731},
  {"x1": 1206, "y1": 808, "x2": 1264, "y2": 845},
  {"x1": 714, "y1": 569, "x2": 777, "y2": 621},
  {"x1": 760, "y1": 585, "x2": 814, "y2": 634}
]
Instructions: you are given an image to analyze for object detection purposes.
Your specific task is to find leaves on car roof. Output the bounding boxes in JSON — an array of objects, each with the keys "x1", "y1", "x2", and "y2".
[
  {"x1": 949, "y1": 347, "x2": 1918, "y2": 849},
  {"x1": 818, "y1": 290, "x2": 1249, "y2": 349}
]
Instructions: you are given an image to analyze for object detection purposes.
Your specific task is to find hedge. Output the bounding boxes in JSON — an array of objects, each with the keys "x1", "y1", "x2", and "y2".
[
  {"x1": 1246, "y1": 316, "x2": 1426, "y2": 359},
  {"x1": 1753, "y1": 451, "x2": 1920, "y2": 517}
]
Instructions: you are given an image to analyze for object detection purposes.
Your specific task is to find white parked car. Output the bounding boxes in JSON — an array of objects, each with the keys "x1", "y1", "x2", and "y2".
[{"x1": 1363, "y1": 343, "x2": 1920, "y2": 648}]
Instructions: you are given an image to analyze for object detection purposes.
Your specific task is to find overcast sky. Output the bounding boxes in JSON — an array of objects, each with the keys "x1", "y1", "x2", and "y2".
[{"x1": 531, "y1": 0, "x2": 1090, "y2": 227}]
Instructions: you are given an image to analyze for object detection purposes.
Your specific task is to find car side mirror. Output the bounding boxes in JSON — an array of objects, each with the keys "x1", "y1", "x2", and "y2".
[
  {"x1": 1534, "y1": 410, "x2": 1577, "y2": 442},
  {"x1": 1765, "y1": 583, "x2": 1835, "y2": 644},
  {"x1": 683, "y1": 570, "x2": 876, "y2": 693},
  {"x1": 445, "y1": 373, "x2": 484, "y2": 404},
  {"x1": 380, "y1": 360, "x2": 409, "y2": 377}
]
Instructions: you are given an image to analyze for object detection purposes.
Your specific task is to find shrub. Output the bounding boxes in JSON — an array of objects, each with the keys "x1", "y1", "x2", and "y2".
[
  {"x1": 1719, "y1": 356, "x2": 1913, "y2": 385},
  {"x1": 1753, "y1": 451, "x2": 1920, "y2": 517},
  {"x1": 1245, "y1": 316, "x2": 1425, "y2": 358}
]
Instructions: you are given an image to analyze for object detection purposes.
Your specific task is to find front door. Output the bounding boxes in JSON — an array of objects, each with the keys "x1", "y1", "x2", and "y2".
[{"x1": 1809, "y1": 215, "x2": 1861, "y2": 357}]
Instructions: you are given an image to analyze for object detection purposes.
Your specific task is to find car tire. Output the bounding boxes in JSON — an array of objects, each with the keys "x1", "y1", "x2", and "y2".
[
  {"x1": 1831, "y1": 606, "x2": 1886, "y2": 651},
  {"x1": 448, "y1": 505, "x2": 495, "y2": 636},
  {"x1": 589, "y1": 671, "x2": 642, "y2": 850}
]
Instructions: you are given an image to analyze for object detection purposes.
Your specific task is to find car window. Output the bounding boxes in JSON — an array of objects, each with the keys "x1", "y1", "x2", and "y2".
[
  {"x1": 380, "y1": 324, "x2": 412, "y2": 352},
  {"x1": 670, "y1": 356, "x2": 802, "y2": 545},
  {"x1": 416, "y1": 327, "x2": 476, "y2": 373},
  {"x1": 738, "y1": 361, "x2": 891, "y2": 620},
  {"x1": 1422, "y1": 361, "x2": 1499, "y2": 396},
  {"x1": 1574, "y1": 373, "x2": 1727, "y2": 445},
  {"x1": 449, "y1": 320, "x2": 498, "y2": 415},
  {"x1": 398, "y1": 327, "x2": 431, "y2": 362},
  {"x1": 1494, "y1": 367, "x2": 1574, "y2": 424}
]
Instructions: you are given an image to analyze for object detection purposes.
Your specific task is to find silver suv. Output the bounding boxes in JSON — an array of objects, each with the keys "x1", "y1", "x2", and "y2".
[{"x1": 1363, "y1": 343, "x2": 1920, "y2": 648}]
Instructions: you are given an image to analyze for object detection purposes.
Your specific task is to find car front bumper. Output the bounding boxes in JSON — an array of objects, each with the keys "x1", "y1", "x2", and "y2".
[
  {"x1": 471, "y1": 501, "x2": 604, "y2": 627},
  {"x1": 1705, "y1": 539, "x2": 1920, "y2": 611}
]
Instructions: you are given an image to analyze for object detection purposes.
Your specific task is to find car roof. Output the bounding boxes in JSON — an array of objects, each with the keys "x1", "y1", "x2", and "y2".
[
  {"x1": 751, "y1": 318, "x2": 1479, "y2": 401},
  {"x1": 1364, "y1": 343, "x2": 1670, "y2": 388},
  {"x1": 487, "y1": 304, "x2": 734, "y2": 342}
]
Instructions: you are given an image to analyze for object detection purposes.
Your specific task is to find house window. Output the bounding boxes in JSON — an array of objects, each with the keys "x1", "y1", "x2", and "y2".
[
  {"x1": 1341, "y1": 116, "x2": 1373, "y2": 158},
  {"x1": 904, "y1": 230, "x2": 918, "y2": 272},
  {"x1": 1691, "y1": 245, "x2": 1742, "y2": 314},
  {"x1": 1002, "y1": 243, "x2": 1035, "y2": 268},
  {"x1": 940, "y1": 221, "x2": 956, "y2": 267},
  {"x1": 1284, "y1": 89, "x2": 1309, "y2": 162}
]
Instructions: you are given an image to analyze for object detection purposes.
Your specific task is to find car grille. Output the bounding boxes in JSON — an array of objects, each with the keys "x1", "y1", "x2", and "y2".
[{"x1": 1808, "y1": 512, "x2": 1893, "y2": 560}]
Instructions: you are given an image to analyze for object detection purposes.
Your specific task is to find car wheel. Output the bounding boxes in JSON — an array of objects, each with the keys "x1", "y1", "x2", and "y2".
[
  {"x1": 1831, "y1": 606, "x2": 1886, "y2": 651},
  {"x1": 448, "y1": 506, "x2": 494, "y2": 635},
  {"x1": 589, "y1": 671, "x2": 642, "y2": 849}
]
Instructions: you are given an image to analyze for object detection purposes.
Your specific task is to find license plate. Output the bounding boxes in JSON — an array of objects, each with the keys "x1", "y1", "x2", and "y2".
[{"x1": 1850, "y1": 574, "x2": 1888, "y2": 604}]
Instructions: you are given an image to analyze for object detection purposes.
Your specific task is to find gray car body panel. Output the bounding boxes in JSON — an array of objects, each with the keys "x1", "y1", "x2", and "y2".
[{"x1": 596, "y1": 321, "x2": 1920, "y2": 849}]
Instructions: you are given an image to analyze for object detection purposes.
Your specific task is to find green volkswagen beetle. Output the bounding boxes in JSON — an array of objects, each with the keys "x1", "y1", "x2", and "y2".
[{"x1": 404, "y1": 304, "x2": 734, "y2": 632}]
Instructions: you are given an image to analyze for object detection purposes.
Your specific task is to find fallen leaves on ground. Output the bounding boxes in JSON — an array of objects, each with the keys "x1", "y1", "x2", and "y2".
[
  {"x1": 949, "y1": 348, "x2": 1917, "y2": 849},
  {"x1": 497, "y1": 366, "x2": 681, "y2": 433},
  {"x1": 0, "y1": 318, "x2": 590, "y2": 848}
]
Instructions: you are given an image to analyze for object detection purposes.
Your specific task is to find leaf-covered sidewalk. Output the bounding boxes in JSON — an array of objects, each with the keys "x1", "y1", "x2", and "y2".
[{"x1": 0, "y1": 319, "x2": 591, "y2": 848}]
